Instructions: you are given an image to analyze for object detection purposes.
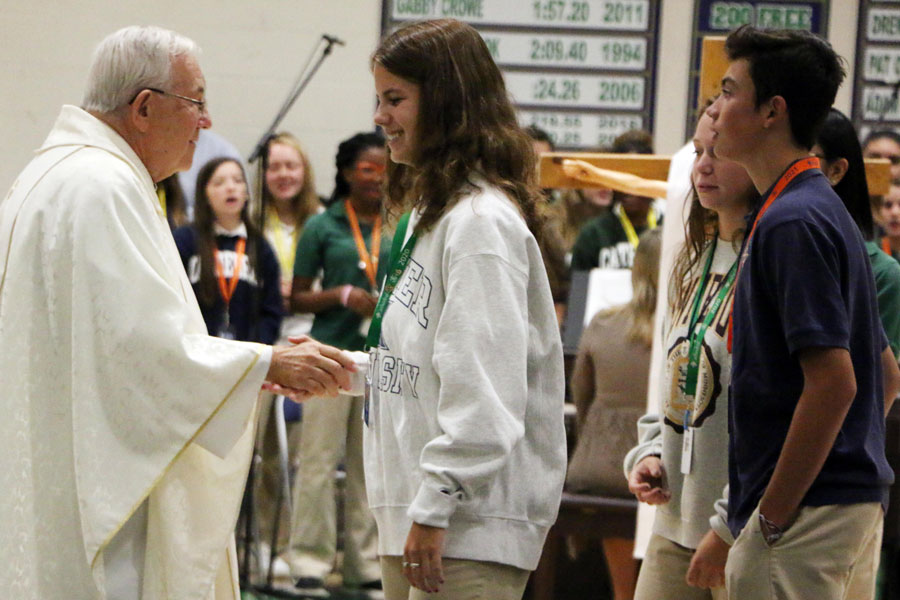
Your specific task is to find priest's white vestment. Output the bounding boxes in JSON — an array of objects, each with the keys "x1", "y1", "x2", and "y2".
[{"x1": 0, "y1": 105, "x2": 271, "y2": 599}]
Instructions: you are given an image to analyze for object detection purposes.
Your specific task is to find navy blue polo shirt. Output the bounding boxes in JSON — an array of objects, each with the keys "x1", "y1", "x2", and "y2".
[{"x1": 728, "y1": 165, "x2": 893, "y2": 538}]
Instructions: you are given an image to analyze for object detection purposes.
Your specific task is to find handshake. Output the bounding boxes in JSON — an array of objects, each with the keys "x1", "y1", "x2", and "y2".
[{"x1": 264, "y1": 335, "x2": 367, "y2": 401}]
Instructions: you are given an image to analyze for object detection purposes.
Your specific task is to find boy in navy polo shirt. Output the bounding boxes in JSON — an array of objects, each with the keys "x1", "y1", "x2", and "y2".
[{"x1": 706, "y1": 25, "x2": 900, "y2": 599}]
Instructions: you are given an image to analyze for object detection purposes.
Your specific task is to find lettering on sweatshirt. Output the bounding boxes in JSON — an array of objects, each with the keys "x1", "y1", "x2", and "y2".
[{"x1": 393, "y1": 258, "x2": 432, "y2": 329}]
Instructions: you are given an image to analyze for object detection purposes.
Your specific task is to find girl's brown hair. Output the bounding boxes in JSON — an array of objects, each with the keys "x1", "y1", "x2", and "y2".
[
  {"x1": 193, "y1": 157, "x2": 263, "y2": 307},
  {"x1": 372, "y1": 19, "x2": 543, "y2": 237}
]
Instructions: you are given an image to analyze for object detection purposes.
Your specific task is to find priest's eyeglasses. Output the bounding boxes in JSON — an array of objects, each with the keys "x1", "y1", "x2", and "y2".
[{"x1": 130, "y1": 88, "x2": 207, "y2": 114}]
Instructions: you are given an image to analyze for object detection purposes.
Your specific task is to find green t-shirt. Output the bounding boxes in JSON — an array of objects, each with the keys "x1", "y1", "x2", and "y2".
[
  {"x1": 867, "y1": 240, "x2": 900, "y2": 358},
  {"x1": 570, "y1": 211, "x2": 649, "y2": 270},
  {"x1": 294, "y1": 200, "x2": 392, "y2": 350}
]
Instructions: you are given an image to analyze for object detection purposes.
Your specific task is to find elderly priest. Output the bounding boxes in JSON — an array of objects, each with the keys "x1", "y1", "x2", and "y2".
[{"x1": 0, "y1": 26, "x2": 354, "y2": 599}]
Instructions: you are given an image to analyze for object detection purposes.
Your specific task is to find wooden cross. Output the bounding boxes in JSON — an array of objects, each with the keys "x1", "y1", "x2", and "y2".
[{"x1": 539, "y1": 37, "x2": 892, "y2": 195}]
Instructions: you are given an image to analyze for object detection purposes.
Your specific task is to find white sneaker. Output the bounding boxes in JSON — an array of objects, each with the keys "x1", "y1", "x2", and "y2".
[{"x1": 271, "y1": 555, "x2": 290, "y2": 579}]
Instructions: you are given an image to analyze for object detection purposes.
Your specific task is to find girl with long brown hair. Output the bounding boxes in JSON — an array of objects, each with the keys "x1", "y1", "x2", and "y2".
[
  {"x1": 173, "y1": 157, "x2": 282, "y2": 344},
  {"x1": 567, "y1": 227, "x2": 662, "y2": 600},
  {"x1": 366, "y1": 18, "x2": 566, "y2": 599}
]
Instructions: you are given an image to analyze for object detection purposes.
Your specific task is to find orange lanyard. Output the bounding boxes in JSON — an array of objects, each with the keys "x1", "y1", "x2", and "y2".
[
  {"x1": 727, "y1": 157, "x2": 820, "y2": 351},
  {"x1": 214, "y1": 237, "x2": 246, "y2": 307},
  {"x1": 345, "y1": 200, "x2": 382, "y2": 289},
  {"x1": 883, "y1": 237, "x2": 893, "y2": 256}
]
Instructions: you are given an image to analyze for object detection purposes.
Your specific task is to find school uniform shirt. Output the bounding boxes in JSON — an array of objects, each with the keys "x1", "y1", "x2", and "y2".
[
  {"x1": 728, "y1": 166, "x2": 893, "y2": 539},
  {"x1": 570, "y1": 205, "x2": 662, "y2": 270},
  {"x1": 293, "y1": 200, "x2": 391, "y2": 351},
  {"x1": 173, "y1": 223, "x2": 283, "y2": 345},
  {"x1": 867, "y1": 240, "x2": 900, "y2": 358},
  {"x1": 567, "y1": 308, "x2": 651, "y2": 498}
]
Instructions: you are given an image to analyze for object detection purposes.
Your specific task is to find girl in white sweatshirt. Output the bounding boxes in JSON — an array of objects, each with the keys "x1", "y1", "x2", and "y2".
[
  {"x1": 624, "y1": 109, "x2": 758, "y2": 599},
  {"x1": 367, "y1": 18, "x2": 567, "y2": 600}
]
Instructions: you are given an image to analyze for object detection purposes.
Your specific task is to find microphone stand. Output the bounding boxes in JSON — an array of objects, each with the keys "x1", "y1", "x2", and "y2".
[
  {"x1": 240, "y1": 34, "x2": 342, "y2": 599},
  {"x1": 249, "y1": 34, "x2": 343, "y2": 164},
  {"x1": 248, "y1": 34, "x2": 343, "y2": 229}
]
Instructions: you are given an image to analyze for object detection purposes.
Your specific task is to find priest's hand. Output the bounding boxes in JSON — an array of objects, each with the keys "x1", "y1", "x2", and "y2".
[
  {"x1": 266, "y1": 336, "x2": 356, "y2": 399},
  {"x1": 261, "y1": 381, "x2": 312, "y2": 403}
]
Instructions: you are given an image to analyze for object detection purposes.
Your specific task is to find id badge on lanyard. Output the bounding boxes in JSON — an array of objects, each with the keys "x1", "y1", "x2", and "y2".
[
  {"x1": 681, "y1": 409, "x2": 694, "y2": 475},
  {"x1": 364, "y1": 349, "x2": 378, "y2": 427},
  {"x1": 218, "y1": 311, "x2": 238, "y2": 340}
]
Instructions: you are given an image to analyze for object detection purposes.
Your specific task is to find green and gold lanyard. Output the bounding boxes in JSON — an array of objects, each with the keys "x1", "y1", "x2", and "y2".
[
  {"x1": 363, "y1": 212, "x2": 417, "y2": 426},
  {"x1": 680, "y1": 236, "x2": 737, "y2": 474},
  {"x1": 365, "y1": 212, "x2": 417, "y2": 351}
]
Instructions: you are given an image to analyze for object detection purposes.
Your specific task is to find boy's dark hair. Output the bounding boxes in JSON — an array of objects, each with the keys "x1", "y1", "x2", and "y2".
[{"x1": 725, "y1": 25, "x2": 845, "y2": 150}]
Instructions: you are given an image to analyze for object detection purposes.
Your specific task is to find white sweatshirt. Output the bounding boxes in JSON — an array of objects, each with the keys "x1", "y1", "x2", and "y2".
[
  {"x1": 623, "y1": 239, "x2": 737, "y2": 548},
  {"x1": 363, "y1": 180, "x2": 567, "y2": 571}
]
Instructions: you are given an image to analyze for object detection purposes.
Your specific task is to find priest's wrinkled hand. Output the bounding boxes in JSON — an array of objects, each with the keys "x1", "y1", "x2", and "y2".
[
  {"x1": 266, "y1": 336, "x2": 356, "y2": 398},
  {"x1": 261, "y1": 381, "x2": 313, "y2": 403}
]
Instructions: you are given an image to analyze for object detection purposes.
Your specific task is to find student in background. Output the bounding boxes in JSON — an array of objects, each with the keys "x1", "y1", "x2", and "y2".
[
  {"x1": 570, "y1": 130, "x2": 661, "y2": 271},
  {"x1": 262, "y1": 132, "x2": 321, "y2": 329},
  {"x1": 173, "y1": 157, "x2": 282, "y2": 345},
  {"x1": 863, "y1": 129, "x2": 900, "y2": 183},
  {"x1": 253, "y1": 131, "x2": 323, "y2": 576},
  {"x1": 878, "y1": 182, "x2": 900, "y2": 262},
  {"x1": 569, "y1": 228, "x2": 661, "y2": 600}
]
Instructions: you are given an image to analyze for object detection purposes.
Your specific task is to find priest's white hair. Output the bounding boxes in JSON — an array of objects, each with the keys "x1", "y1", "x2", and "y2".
[{"x1": 81, "y1": 25, "x2": 199, "y2": 113}]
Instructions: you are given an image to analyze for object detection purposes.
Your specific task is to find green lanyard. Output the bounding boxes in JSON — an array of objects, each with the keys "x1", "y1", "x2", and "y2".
[
  {"x1": 365, "y1": 212, "x2": 418, "y2": 350},
  {"x1": 682, "y1": 237, "x2": 738, "y2": 408}
]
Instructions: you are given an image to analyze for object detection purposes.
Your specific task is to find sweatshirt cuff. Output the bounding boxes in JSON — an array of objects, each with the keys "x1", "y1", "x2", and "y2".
[
  {"x1": 709, "y1": 513, "x2": 735, "y2": 546},
  {"x1": 407, "y1": 481, "x2": 463, "y2": 529},
  {"x1": 622, "y1": 443, "x2": 662, "y2": 479}
]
